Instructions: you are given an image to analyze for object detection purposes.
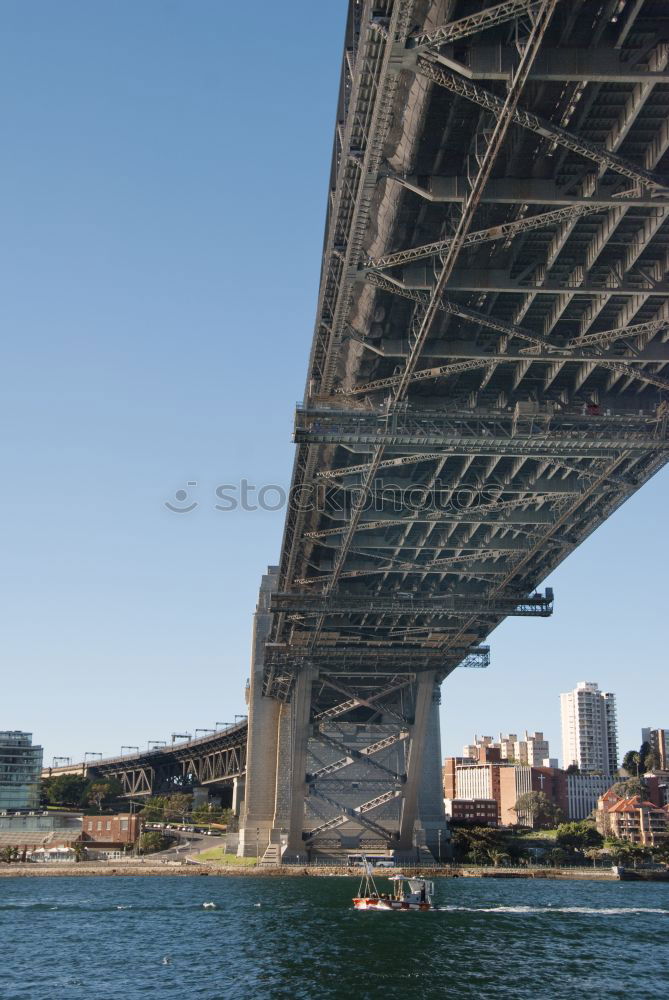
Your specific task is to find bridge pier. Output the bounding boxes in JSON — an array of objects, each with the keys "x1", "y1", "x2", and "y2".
[
  {"x1": 240, "y1": 568, "x2": 450, "y2": 863},
  {"x1": 237, "y1": 567, "x2": 281, "y2": 859}
]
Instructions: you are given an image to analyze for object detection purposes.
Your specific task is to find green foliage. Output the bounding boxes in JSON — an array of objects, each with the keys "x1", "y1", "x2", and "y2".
[
  {"x1": 140, "y1": 793, "x2": 194, "y2": 822},
  {"x1": 546, "y1": 846, "x2": 569, "y2": 866},
  {"x1": 41, "y1": 775, "x2": 125, "y2": 810},
  {"x1": 622, "y1": 749, "x2": 640, "y2": 776},
  {"x1": 603, "y1": 836, "x2": 649, "y2": 864},
  {"x1": 652, "y1": 841, "x2": 669, "y2": 864},
  {"x1": 450, "y1": 825, "x2": 508, "y2": 863},
  {"x1": 139, "y1": 831, "x2": 169, "y2": 854},
  {"x1": 514, "y1": 791, "x2": 563, "y2": 829},
  {"x1": 0, "y1": 845, "x2": 20, "y2": 863},
  {"x1": 191, "y1": 804, "x2": 232, "y2": 826},
  {"x1": 556, "y1": 821, "x2": 603, "y2": 852},
  {"x1": 565, "y1": 764, "x2": 580, "y2": 775},
  {"x1": 486, "y1": 847, "x2": 510, "y2": 867},
  {"x1": 611, "y1": 778, "x2": 645, "y2": 799},
  {"x1": 42, "y1": 774, "x2": 89, "y2": 807}
]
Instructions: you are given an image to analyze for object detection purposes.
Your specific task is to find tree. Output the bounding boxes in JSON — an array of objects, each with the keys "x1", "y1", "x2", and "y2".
[
  {"x1": 513, "y1": 791, "x2": 563, "y2": 829},
  {"x1": 163, "y1": 793, "x2": 193, "y2": 820},
  {"x1": 139, "y1": 831, "x2": 169, "y2": 854},
  {"x1": 42, "y1": 774, "x2": 89, "y2": 808},
  {"x1": 622, "y1": 749, "x2": 640, "y2": 776},
  {"x1": 546, "y1": 846, "x2": 569, "y2": 867},
  {"x1": 87, "y1": 783, "x2": 112, "y2": 811},
  {"x1": 486, "y1": 847, "x2": 510, "y2": 868},
  {"x1": 191, "y1": 803, "x2": 232, "y2": 826},
  {"x1": 603, "y1": 836, "x2": 649, "y2": 866},
  {"x1": 611, "y1": 778, "x2": 645, "y2": 799},
  {"x1": 556, "y1": 821, "x2": 603, "y2": 852},
  {"x1": 450, "y1": 826, "x2": 508, "y2": 863},
  {"x1": 565, "y1": 764, "x2": 580, "y2": 775}
]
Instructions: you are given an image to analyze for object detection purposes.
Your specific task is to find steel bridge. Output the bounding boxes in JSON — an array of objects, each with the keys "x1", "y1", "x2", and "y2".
[
  {"x1": 237, "y1": 0, "x2": 669, "y2": 863},
  {"x1": 48, "y1": 1, "x2": 669, "y2": 863},
  {"x1": 43, "y1": 723, "x2": 248, "y2": 805}
]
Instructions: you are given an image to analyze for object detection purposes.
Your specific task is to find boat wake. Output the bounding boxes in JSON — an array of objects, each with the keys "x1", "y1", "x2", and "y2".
[{"x1": 437, "y1": 905, "x2": 668, "y2": 915}]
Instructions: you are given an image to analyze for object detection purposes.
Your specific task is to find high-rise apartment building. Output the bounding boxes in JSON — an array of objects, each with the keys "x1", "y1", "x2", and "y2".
[
  {"x1": 560, "y1": 682, "x2": 618, "y2": 773},
  {"x1": 0, "y1": 731, "x2": 43, "y2": 810}
]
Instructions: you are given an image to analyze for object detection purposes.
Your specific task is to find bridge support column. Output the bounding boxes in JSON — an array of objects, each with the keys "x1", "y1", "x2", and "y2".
[
  {"x1": 232, "y1": 776, "x2": 245, "y2": 816},
  {"x1": 237, "y1": 567, "x2": 282, "y2": 858},
  {"x1": 280, "y1": 665, "x2": 314, "y2": 861},
  {"x1": 418, "y1": 684, "x2": 449, "y2": 860},
  {"x1": 398, "y1": 671, "x2": 437, "y2": 851}
]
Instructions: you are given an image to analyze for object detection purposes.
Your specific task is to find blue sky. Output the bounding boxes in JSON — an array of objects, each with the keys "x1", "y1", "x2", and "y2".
[{"x1": 1, "y1": 2, "x2": 666, "y2": 768}]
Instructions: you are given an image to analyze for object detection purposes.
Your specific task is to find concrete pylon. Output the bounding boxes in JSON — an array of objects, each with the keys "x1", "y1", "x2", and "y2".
[{"x1": 236, "y1": 567, "x2": 281, "y2": 859}]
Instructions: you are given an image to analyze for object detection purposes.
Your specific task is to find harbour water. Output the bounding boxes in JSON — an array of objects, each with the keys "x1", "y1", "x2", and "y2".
[{"x1": 1, "y1": 875, "x2": 667, "y2": 999}]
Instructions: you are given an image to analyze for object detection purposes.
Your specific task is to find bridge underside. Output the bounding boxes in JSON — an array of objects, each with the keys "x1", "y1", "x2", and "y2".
[{"x1": 238, "y1": 0, "x2": 669, "y2": 860}]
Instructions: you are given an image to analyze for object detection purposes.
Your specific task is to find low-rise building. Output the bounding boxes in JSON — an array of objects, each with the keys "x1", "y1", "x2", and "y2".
[
  {"x1": 597, "y1": 793, "x2": 669, "y2": 846},
  {"x1": 444, "y1": 798, "x2": 498, "y2": 826},
  {"x1": 81, "y1": 813, "x2": 140, "y2": 852},
  {"x1": 0, "y1": 810, "x2": 82, "y2": 858}
]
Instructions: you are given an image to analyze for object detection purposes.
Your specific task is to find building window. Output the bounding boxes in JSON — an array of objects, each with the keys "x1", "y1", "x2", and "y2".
[
  {"x1": 106, "y1": 820, "x2": 111, "y2": 831},
  {"x1": 97, "y1": 821, "x2": 102, "y2": 831},
  {"x1": 120, "y1": 819, "x2": 128, "y2": 831}
]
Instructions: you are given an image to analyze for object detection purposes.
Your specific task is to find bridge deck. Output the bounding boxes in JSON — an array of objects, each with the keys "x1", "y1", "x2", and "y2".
[{"x1": 265, "y1": 0, "x2": 669, "y2": 704}]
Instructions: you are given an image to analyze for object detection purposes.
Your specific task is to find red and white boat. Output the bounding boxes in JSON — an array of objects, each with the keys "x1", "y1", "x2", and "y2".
[{"x1": 353, "y1": 863, "x2": 435, "y2": 911}]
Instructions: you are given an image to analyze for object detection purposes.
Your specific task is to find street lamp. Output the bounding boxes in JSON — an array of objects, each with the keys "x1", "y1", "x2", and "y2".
[{"x1": 256, "y1": 826, "x2": 260, "y2": 865}]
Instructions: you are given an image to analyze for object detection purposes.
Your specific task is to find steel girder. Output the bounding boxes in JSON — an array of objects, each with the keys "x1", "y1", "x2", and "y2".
[
  {"x1": 408, "y1": 0, "x2": 545, "y2": 50},
  {"x1": 271, "y1": 591, "x2": 553, "y2": 617},
  {"x1": 294, "y1": 405, "x2": 667, "y2": 456},
  {"x1": 416, "y1": 56, "x2": 668, "y2": 190},
  {"x1": 393, "y1": 174, "x2": 669, "y2": 208}
]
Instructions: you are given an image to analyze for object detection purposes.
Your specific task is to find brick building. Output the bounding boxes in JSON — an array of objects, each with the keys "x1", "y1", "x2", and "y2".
[
  {"x1": 444, "y1": 798, "x2": 498, "y2": 826},
  {"x1": 81, "y1": 813, "x2": 140, "y2": 849},
  {"x1": 443, "y1": 754, "x2": 569, "y2": 826}
]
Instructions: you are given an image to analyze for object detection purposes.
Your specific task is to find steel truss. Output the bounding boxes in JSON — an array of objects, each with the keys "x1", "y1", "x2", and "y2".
[
  {"x1": 416, "y1": 57, "x2": 668, "y2": 191},
  {"x1": 363, "y1": 202, "x2": 610, "y2": 272},
  {"x1": 408, "y1": 0, "x2": 544, "y2": 50}
]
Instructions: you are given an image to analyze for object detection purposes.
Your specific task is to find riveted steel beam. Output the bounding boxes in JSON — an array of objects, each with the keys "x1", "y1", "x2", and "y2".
[{"x1": 417, "y1": 56, "x2": 669, "y2": 191}]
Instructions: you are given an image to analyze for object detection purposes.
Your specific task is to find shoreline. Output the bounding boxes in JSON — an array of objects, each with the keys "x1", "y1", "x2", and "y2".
[{"x1": 0, "y1": 862, "x2": 624, "y2": 880}]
